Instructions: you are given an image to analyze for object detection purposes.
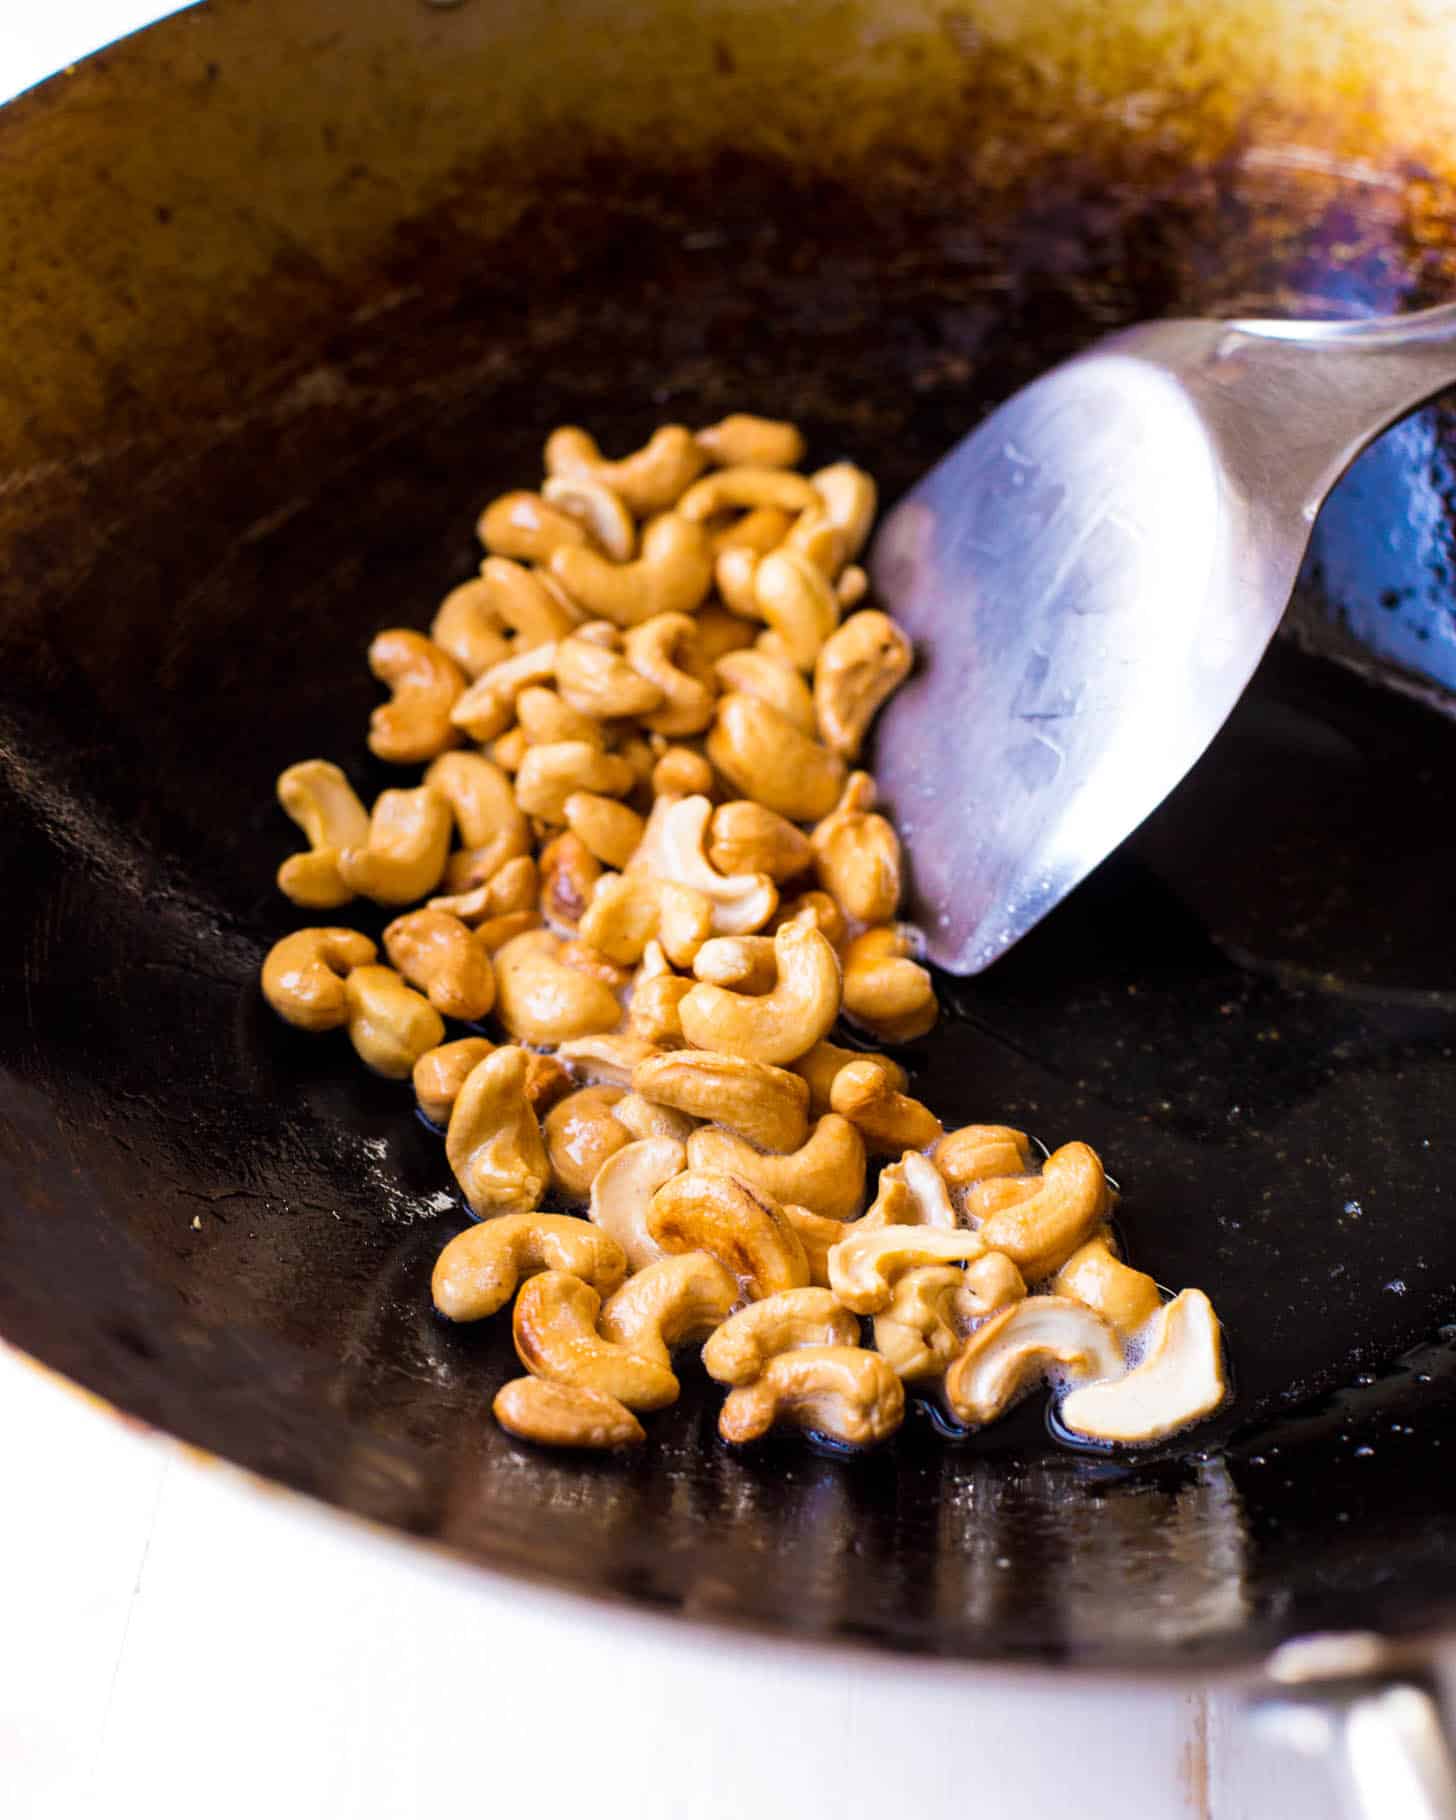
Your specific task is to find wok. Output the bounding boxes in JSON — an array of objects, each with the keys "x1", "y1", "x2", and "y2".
[{"x1": 4, "y1": 0, "x2": 1456, "y2": 1794}]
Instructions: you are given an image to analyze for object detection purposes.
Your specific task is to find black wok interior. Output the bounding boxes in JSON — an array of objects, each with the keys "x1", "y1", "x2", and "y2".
[{"x1": 3, "y1": 0, "x2": 1456, "y2": 1672}]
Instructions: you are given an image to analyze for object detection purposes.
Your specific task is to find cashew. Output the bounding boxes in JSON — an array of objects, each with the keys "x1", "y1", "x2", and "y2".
[
  {"x1": 513, "y1": 1271, "x2": 680, "y2": 1410},
  {"x1": 612, "y1": 1090, "x2": 696, "y2": 1145},
  {"x1": 810, "y1": 462, "x2": 877, "y2": 563},
  {"x1": 678, "y1": 466, "x2": 820, "y2": 521},
  {"x1": 515, "y1": 741, "x2": 636, "y2": 823},
  {"x1": 701, "y1": 1288, "x2": 859, "y2": 1385},
  {"x1": 830, "y1": 1059, "x2": 942, "y2": 1155},
  {"x1": 872, "y1": 1266, "x2": 970, "y2": 1382},
  {"x1": 708, "y1": 694, "x2": 845, "y2": 823},
  {"x1": 624, "y1": 613, "x2": 716, "y2": 736},
  {"x1": 493, "y1": 929, "x2": 621, "y2": 1046},
  {"x1": 934, "y1": 1124, "x2": 1034, "y2": 1190},
  {"x1": 627, "y1": 943, "x2": 695, "y2": 1046},
  {"x1": 707, "y1": 800, "x2": 813, "y2": 883},
  {"x1": 479, "y1": 557, "x2": 585, "y2": 648},
  {"x1": 648, "y1": 795, "x2": 777, "y2": 936},
  {"x1": 579, "y1": 870, "x2": 713, "y2": 970},
  {"x1": 943, "y1": 1295, "x2": 1124, "y2": 1428},
  {"x1": 538, "y1": 830, "x2": 602, "y2": 932},
  {"x1": 811, "y1": 773, "x2": 902, "y2": 924},
  {"x1": 792, "y1": 1040, "x2": 907, "y2": 1117},
  {"x1": 275, "y1": 761, "x2": 370, "y2": 909},
  {"x1": 431, "y1": 1212, "x2": 627, "y2": 1321},
  {"x1": 430, "y1": 852, "x2": 538, "y2": 925},
  {"x1": 1057, "y1": 1290, "x2": 1225, "y2": 1445},
  {"x1": 478, "y1": 491, "x2": 593, "y2": 563},
  {"x1": 713, "y1": 545, "x2": 763, "y2": 620},
  {"x1": 449, "y1": 640, "x2": 559, "y2": 742},
  {"x1": 780, "y1": 1197, "x2": 885, "y2": 1287},
  {"x1": 550, "y1": 514, "x2": 713, "y2": 627},
  {"x1": 696, "y1": 415, "x2": 806, "y2": 470},
  {"x1": 678, "y1": 918, "x2": 840, "y2": 1064},
  {"x1": 694, "y1": 601, "x2": 759, "y2": 661},
  {"x1": 430, "y1": 577, "x2": 512, "y2": 678},
  {"x1": 542, "y1": 474, "x2": 636, "y2": 562},
  {"x1": 712, "y1": 651, "x2": 816, "y2": 739},
  {"x1": 598, "y1": 1252, "x2": 739, "y2": 1366},
  {"x1": 383, "y1": 909, "x2": 496, "y2": 1021},
  {"x1": 719, "y1": 1345, "x2": 904, "y2": 1447},
  {"x1": 966, "y1": 1141, "x2": 1110, "y2": 1282},
  {"x1": 413, "y1": 1036, "x2": 494, "y2": 1126},
  {"x1": 261, "y1": 927, "x2": 377, "y2": 1031},
  {"x1": 784, "y1": 503, "x2": 846, "y2": 578},
  {"x1": 691, "y1": 935, "x2": 777, "y2": 994},
  {"x1": 336, "y1": 785, "x2": 452, "y2": 906},
  {"x1": 633, "y1": 1050, "x2": 809, "y2": 1154},
  {"x1": 866, "y1": 1150, "x2": 958, "y2": 1228},
  {"x1": 586, "y1": 1134, "x2": 682, "y2": 1271},
  {"x1": 490, "y1": 725, "x2": 529, "y2": 773},
  {"x1": 560, "y1": 940, "x2": 632, "y2": 991},
  {"x1": 827, "y1": 1224, "x2": 987, "y2": 1315},
  {"x1": 366, "y1": 629, "x2": 465, "y2": 764},
  {"x1": 343, "y1": 965, "x2": 446, "y2": 1077},
  {"x1": 556, "y1": 1033, "x2": 661, "y2": 1088},
  {"x1": 651, "y1": 745, "x2": 715, "y2": 797},
  {"x1": 556, "y1": 629, "x2": 667, "y2": 719},
  {"x1": 426, "y1": 751, "x2": 531, "y2": 888},
  {"x1": 840, "y1": 925, "x2": 938, "y2": 1043},
  {"x1": 445, "y1": 1043, "x2": 550, "y2": 1219},
  {"x1": 753, "y1": 548, "x2": 840, "y2": 671},
  {"x1": 516, "y1": 685, "x2": 606, "y2": 749},
  {"x1": 545, "y1": 425, "x2": 706, "y2": 516},
  {"x1": 543, "y1": 1084, "x2": 630, "y2": 1200},
  {"x1": 1052, "y1": 1231, "x2": 1162, "y2": 1337},
  {"x1": 564, "y1": 791, "x2": 645, "y2": 869},
  {"x1": 686, "y1": 1113, "x2": 865, "y2": 1223},
  {"x1": 493, "y1": 1377, "x2": 644, "y2": 1450},
  {"x1": 709, "y1": 504, "x2": 795, "y2": 556},
  {"x1": 647, "y1": 1170, "x2": 810, "y2": 1300},
  {"x1": 813, "y1": 610, "x2": 913, "y2": 759},
  {"x1": 836, "y1": 565, "x2": 868, "y2": 608},
  {"x1": 772, "y1": 889, "x2": 846, "y2": 945},
  {"x1": 475, "y1": 910, "x2": 544, "y2": 952}
]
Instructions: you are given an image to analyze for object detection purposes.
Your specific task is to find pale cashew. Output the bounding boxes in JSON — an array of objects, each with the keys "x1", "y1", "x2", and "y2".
[
  {"x1": 337, "y1": 785, "x2": 453, "y2": 906},
  {"x1": 556, "y1": 629, "x2": 667, "y2": 719},
  {"x1": 543, "y1": 1084, "x2": 630, "y2": 1200},
  {"x1": 865, "y1": 1150, "x2": 957, "y2": 1228},
  {"x1": 701, "y1": 1288, "x2": 859, "y2": 1385},
  {"x1": 478, "y1": 491, "x2": 593, "y2": 563},
  {"x1": 430, "y1": 853, "x2": 538, "y2": 925},
  {"x1": 493, "y1": 929, "x2": 621, "y2": 1046},
  {"x1": 343, "y1": 964, "x2": 446, "y2": 1077},
  {"x1": 678, "y1": 466, "x2": 820, "y2": 521},
  {"x1": 872, "y1": 1266, "x2": 970, "y2": 1382},
  {"x1": 695, "y1": 414, "x2": 806, "y2": 470},
  {"x1": 694, "y1": 602, "x2": 758, "y2": 661},
  {"x1": 545, "y1": 424, "x2": 706, "y2": 515},
  {"x1": 780, "y1": 1197, "x2": 887, "y2": 1287},
  {"x1": 960, "y1": 1251, "x2": 1028, "y2": 1317},
  {"x1": 691, "y1": 935, "x2": 777, "y2": 994},
  {"x1": 753, "y1": 548, "x2": 840, "y2": 671},
  {"x1": 413, "y1": 1036, "x2": 493, "y2": 1126},
  {"x1": 686, "y1": 1113, "x2": 865, "y2": 1223},
  {"x1": 678, "y1": 917, "x2": 840, "y2": 1064},
  {"x1": 624, "y1": 612, "x2": 716, "y2": 737},
  {"x1": 381, "y1": 909, "x2": 495, "y2": 1022},
  {"x1": 810, "y1": 462, "x2": 878, "y2": 562},
  {"x1": 934, "y1": 1124, "x2": 1034, "y2": 1190},
  {"x1": 598, "y1": 1252, "x2": 739, "y2": 1366},
  {"x1": 1058, "y1": 1289, "x2": 1225, "y2": 1445},
  {"x1": 646, "y1": 1170, "x2": 810, "y2": 1300},
  {"x1": 445, "y1": 1043, "x2": 550, "y2": 1218},
  {"x1": 649, "y1": 795, "x2": 777, "y2": 936},
  {"x1": 431, "y1": 1211, "x2": 627, "y2": 1321},
  {"x1": 449, "y1": 640, "x2": 559, "y2": 741},
  {"x1": 515, "y1": 741, "x2": 636, "y2": 823},
  {"x1": 556, "y1": 1033, "x2": 661, "y2": 1088},
  {"x1": 513, "y1": 1271, "x2": 680, "y2": 1411},
  {"x1": 811, "y1": 773, "x2": 903, "y2": 924},
  {"x1": 943, "y1": 1295, "x2": 1124, "y2": 1428},
  {"x1": 707, "y1": 800, "x2": 812, "y2": 883},
  {"x1": 479, "y1": 557, "x2": 584, "y2": 647},
  {"x1": 709, "y1": 504, "x2": 794, "y2": 555},
  {"x1": 719, "y1": 1346, "x2": 904, "y2": 1448},
  {"x1": 813, "y1": 610, "x2": 913, "y2": 759},
  {"x1": 538, "y1": 830, "x2": 602, "y2": 932},
  {"x1": 713, "y1": 649, "x2": 816, "y2": 735},
  {"x1": 830, "y1": 1059, "x2": 943, "y2": 1155},
  {"x1": 792, "y1": 1039, "x2": 907, "y2": 1116},
  {"x1": 967, "y1": 1141, "x2": 1111, "y2": 1282},
  {"x1": 542, "y1": 474, "x2": 636, "y2": 562},
  {"x1": 564, "y1": 791, "x2": 645, "y2": 869},
  {"x1": 633, "y1": 1050, "x2": 809, "y2": 1154},
  {"x1": 713, "y1": 546, "x2": 762, "y2": 621},
  {"x1": 579, "y1": 871, "x2": 713, "y2": 969},
  {"x1": 836, "y1": 565, "x2": 869, "y2": 608},
  {"x1": 827, "y1": 1224, "x2": 986, "y2": 1315},
  {"x1": 516, "y1": 685, "x2": 605, "y2": 749},
  {"x1": 1051, "y1": 1230, "x2": 1161, "y2": 1337},
  {"x1": 493, "y1": 1377, "x2": 644, "y2": 1450},
  {"x1": 365, "y1": 629, "x2": 465, "y2": 765},
  {"x1": 651, "y1": 745, "x2": 715, "y2": 797},
  {"x1": 708, "y1": 694, "x2": 846, "y2": 823},
  {"x1": 550, "y1": 514, "x2": 713, "y2": 628},
  {"x1": 771, "y1": 889, "x2": 846, "y2": 944},
  {"x1": 587, "y1": 1135, "x2": 682, "y2": 1270},
  {"x1": 627, "y1": 942, "x2": 695, "y2": 1046},
  {"x1": 426, "y1": 751, "x2": 531, "y2": 884},
  {"x1": 261, "y1": 927, "x2": 377, "y2": 1031},
  {"x1": 275, "y1": 761, "x2": 371, "y2": 909},
  {"x1": 612, "y1": 1091, "x2": 696, "y2": 1145},
  {"x1": 430, "y1": 577, "x2": 512, "y2": 678},
  {"x1": 840, "y1": 925, "x2": 938, "y2": 1043}
]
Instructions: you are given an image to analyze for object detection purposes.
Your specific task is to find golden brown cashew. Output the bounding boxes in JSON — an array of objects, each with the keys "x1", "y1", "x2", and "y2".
[
  {"x1": 713, "y1": 545, "x2": 763, "y2": 621},
  {"x1": 813, "y1": 610, "x2": 914, "y2": 759},
  {"x1": 810, "y1": 462, "x2": 878, "y2": 562},
  {"x1": 969, "y1": 1141, "x2": 1111, "y2": 1282},
  {"x1": 633, "y1": 1050, "x2": 809, "y2": 1154},
  {"x1": 579, "y1": 871, "x2": 713, "y2": 969},
  {"x1": 1057, "y1": 1289, "x2": 1225, "y2": 1444},
  {"x1": 1051, "y1": 1230, "x2": 1161, "y2": 1337},
  {"x1": 710, "y1": 504, "x2": 795, "y2": 556},
  {"x1": 791, "y1": 1040, "x2": 908, "y2": 1116},
  {"x1": 830, "y1": 1059, "x2": 943, "y2": 1155},
  {"x1": 430, "y1": 852, "x2": 538, "y2": 924},
  {"x1": 431, "y1": 1212, "x2": 627, "y2": 1321},
  {"x1": 943, "y1": 1295, "x2": 1124, "y2": 1427},
  {"x1": 753, "y1": 548, "x2": 840, "y2": 671},
  {"x1": 515, "y1": 741, "x2": 637, "y2": 823},
  {"x1": 718, "y1": 1345, "x2": 904, "y2": 1447},
  {"x1": 840, "y1": 925, "x2": 938, "y2": 1043},
  {"x1": 678, "y1": 466, "x2": 820, "y2": 521},
  {"x1": 627, "y1": 942, "x2": 695, "y2": 1046},
  {"x1": 261, "y1": 927, "x2": 377, "y2": 1031},
  {"x1": 865, "y1": 1150, "x2": 958, "y2": 1228},
  {"x1": 696, "y1": 415, "x2": 806, "y2": 470},
  {"x1": 784, "y1": 501, "x2": 846, "y2": 578},
  {"x1": 836, "y1": 565, "x2": 868, "y2": 608},
  {"x1": 492, "y1": 929, "x2": 621, "y2": 1046},
  {"x1": 480, "y1": 557, "x2": 584, "y2": 647},
  {"x1": 545, "y1": 425, "x2": 707, "y2": 515},
  {"x1": 366, "y1": 629, "x2": 465, "y2": 765},
  {"x1": 383, "y1": 909, "x2": 496, "y2": 1021},
  {"x1": 644, "y1": 794, "x2": 778, "y2": 936},
  {"x1": 651, "y1": 745, "x2": 716, "y2": 797},
  {"x1": 691, "y1": 935, "x2": 778, "y2": 994},
  {"x1": 337, "y1": 785, "x2": 453, "y2": 906},
  {"x1": 677, "y1": 918, "x2": 840, "y2": 1065},
  {"x1": 598, "y1": 1252, "x2": 739, "y2": 1366},
  {"x1": 872, "y1": 1265, "x2": 969, "y2": 1382},
  {"x1": 646, "y1": 1170, "x2": 810, "y2": 1300},
  {"x1": 811, "y1": 773, "x2": 903, "y2": 924},
  {"x1": 555, "y1": 629, "x2": 667, "y2": 719},
  {"x1": 686, "y1": 1113, "x2": 866, "y2": 1223},
  {"x1": 587, "y1": 1134, "x2": 683, "y2": 1270},
  {"x1": 430, "y1": 577, "x2": 512, "y2": 679},
  {"x1": 541, "y1": 474, "x2": 636, "y2": 562},
  {"x1": 708, "y1": 694, "x2": 846, "y2": 823},
  {"x1": 564, "y1": 792, "x2": 645, "y2": 870},
  {"x1": 701, "y1": 1288, "x2": 860, "y2": 1385},
  {"x1": 827, "y1": 1224, "x2": 987, "y2": 1315},
  {"x1": 543, "y1": 1084, "x2": 630, "y2": 1200},
  {"x1": 779, "y1": 1198, "x2": 885, "y2": 1286},
  {"x1": 426, "y1": 751, "x2": 531, "y2": 886},
  {"x1": 516, "y1": 686, "x2": 606, "y2": 749},
  {"x1": 449, "y1": 640, "x2": 560, "y2": 742},
  {"x1": 493, "y1": 1377, "x2": 644, "y2": 1450},
  {"x1": 694, "y1": 602, "x2": 758, "y2": 661},
  {"x1": 490, "y1": 726, "x2": 529, "y2": 773},
  {"x1": 413, "y1": 1036, "x2": 494, "y2": 1126},
  {"x1": 623, "y1": 613, "x2": 716, "y2": 737},
  {"x1": 934, "y1": 1124, "x2": 1034, "y2": 1190},
  {"x1": 708, "y1": 800, "x2": 813, "y2": 883},
  {"x1": 343, "y1": 965, "x2": 446, "y2": 1077},
  {"x1": 474, "y1": 909, "x2": 544, "y2": 952},
  {"x1": 556, "y1": 1033, "x2": 661, "y2": 1087},
  {"x1": 445, "y1": 1043, "x2": 550, "y2": 1219},
  {"x1": 550, "y1": 514, "x2": 713, "y2": 628},
  {"x1": 612, "y1": 1090, "x2": 696, "y2": 1145},
  {"x1": 478, "y1": 491, "x2": 594, "y2": 563},
  {"x1": 538, "y1": 831, "x2": 602, "y2": 932},
  {"x1": 771, "y1": 890, "x2": 846, "y2": 944},
  {"x1": 275, "y1": 761, "x2": 370, "y2": 909},
  {"x1": 561, "y1": 936, "x2": 634, "y2": 994},
  {"x1": 513, "y1": 1271, "x2": 680, "y2": 1410}
]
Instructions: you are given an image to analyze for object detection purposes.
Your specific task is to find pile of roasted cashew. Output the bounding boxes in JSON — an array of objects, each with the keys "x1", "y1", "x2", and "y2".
[{"x1": 260, "y1": 416, "x2": 1227, "y2": 1452}]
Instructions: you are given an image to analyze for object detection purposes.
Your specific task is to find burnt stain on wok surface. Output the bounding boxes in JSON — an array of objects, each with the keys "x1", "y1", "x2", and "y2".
[{"x1": 4, "y1": 10, "x2": 1456, "y2": 1670}]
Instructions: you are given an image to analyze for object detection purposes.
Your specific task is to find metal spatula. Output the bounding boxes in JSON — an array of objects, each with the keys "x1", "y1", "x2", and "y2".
[{"x1": 869, "y1": 303, "x2": 1456, "y2": 975}]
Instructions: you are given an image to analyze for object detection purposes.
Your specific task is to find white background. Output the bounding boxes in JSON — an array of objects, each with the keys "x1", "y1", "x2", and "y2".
[{"x1": 0, "y1": 6, "x2": 1382, "y2": 1815}]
